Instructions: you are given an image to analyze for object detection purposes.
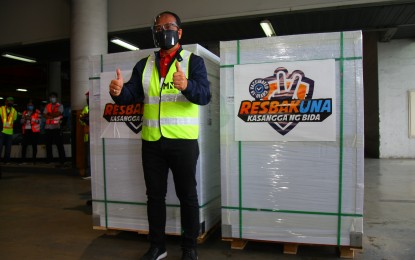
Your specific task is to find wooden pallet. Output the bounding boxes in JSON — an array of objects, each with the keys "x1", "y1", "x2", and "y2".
[
  {"x1": 197, "y1": 222, "x2": 220, "y2": 244},
  {"x1": 93, "y1": 223, "x2": 218, "y2": 244},
  {"x1": 223, "y1": 238, "x2": 360, "y2": 259}
]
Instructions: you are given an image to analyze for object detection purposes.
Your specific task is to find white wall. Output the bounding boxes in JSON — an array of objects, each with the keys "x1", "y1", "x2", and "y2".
[
  {"x1": 378, "y1": 39, "x2": 415, "y2": 158},
  {"x1": 0, "y1": 0, "x2": 401, "y2": 46}
]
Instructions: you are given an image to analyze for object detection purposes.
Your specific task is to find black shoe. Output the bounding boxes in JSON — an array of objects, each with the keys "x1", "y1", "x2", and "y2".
[
  {"x1": 140, "y1": 247, "x2": 167, "y2": 260},
  {"x1": 182, "y1": 248, "x2": 198, "y2": 260}
]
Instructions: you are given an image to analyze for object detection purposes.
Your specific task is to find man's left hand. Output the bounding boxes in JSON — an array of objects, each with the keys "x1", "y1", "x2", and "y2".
[{"x1": 173, "y1": 61, "x2": 188, "y2": 91}]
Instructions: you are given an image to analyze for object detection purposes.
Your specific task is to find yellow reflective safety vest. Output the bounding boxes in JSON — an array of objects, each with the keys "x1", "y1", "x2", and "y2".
[
  {"x1": 79, "y1": 105, "x2": 89, "y2": 142},
  {"x1": 141, "y1": 50, "x2": 199, "y2": 141},
  {"x1": 0, "y1": 106, "x2": 17, "y2": 135}
]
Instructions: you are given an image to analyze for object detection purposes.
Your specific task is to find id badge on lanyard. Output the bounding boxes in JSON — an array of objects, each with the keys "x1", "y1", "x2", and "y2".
[{"x1": 160, "y1": 77, "x2": 165, "y2": 89}]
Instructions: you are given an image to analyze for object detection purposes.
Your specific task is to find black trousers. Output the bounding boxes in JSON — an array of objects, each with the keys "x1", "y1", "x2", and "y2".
[
  {"x1": 0, "y1": 133, "x2": 12, "y2": 163},
  {"x1": 142, "y1": 137, "x2": 200, "y2": 249},
  {"x1": 45, "y1": 129, "x2": 66, "y2": 164},
  {"x1": 21, "y1": 130, "x2": 39, "y2": 162}
]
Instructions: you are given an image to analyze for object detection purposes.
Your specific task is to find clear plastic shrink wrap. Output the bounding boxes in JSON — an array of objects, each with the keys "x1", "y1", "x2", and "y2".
[
  {"x1": 220, "y1": 31, "x2": 364, "y2": 246},
  {"x1": 89, "y1": 45, "x2": 221, "y2": 234}
]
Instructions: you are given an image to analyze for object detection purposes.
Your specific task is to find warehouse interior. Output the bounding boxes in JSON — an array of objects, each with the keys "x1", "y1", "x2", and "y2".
[
  {"x1": 0, "y1": 0, "x2": 415, "y2": 259},
  {"x1": 1, "y1": 0, "x2": 415, "y2": 158}
]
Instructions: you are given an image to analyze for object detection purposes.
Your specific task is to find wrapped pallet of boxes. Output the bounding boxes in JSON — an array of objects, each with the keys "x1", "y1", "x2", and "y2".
[
  {"x1": 220, "y1": 31, "x2": 364, "y2": 251},
  {"x1": 88, "y1": 44, "x2": 221, "y2": 237}
]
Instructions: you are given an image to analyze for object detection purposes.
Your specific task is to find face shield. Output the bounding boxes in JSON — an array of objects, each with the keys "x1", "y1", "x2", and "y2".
[{"x1": 152, "y1": 22, "x2": 180, "y2": 50}]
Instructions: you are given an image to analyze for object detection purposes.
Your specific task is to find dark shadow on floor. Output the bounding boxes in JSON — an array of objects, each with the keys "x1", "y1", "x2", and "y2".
[{"x1": 63, "y1": 204, "x2": 92, "y2": 215}]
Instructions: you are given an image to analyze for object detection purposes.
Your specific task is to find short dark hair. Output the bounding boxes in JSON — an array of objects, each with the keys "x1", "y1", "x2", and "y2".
[
  {"x1": 49, "y1": 92, "x2": 58, "y2": 97},
  {"x1": 154, "y1": 11, "x2": 181, "y2": 28}
]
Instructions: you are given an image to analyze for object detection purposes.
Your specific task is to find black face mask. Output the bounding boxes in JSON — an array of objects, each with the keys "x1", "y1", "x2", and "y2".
[
  {"x1": 6, "y1": 103, "x2": 12, "y2": 107},
  {"x1": 153, "y1": 30, "x2": 179, "y2": 50}
]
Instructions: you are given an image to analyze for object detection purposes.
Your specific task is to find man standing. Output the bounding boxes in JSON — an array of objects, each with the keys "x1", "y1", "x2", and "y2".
[
  {"x1": 0, "y1": 97, "x2": 18, "y2": 164},
  {"x1": 43, "y1": 92, "x2": 66, "y2": 166},
  {"x1": 109, "y1": 11, "x2": 210, "y2": 260},
  {"x1": 20, "y1": 100, "x2": 41, "y2": 164}
]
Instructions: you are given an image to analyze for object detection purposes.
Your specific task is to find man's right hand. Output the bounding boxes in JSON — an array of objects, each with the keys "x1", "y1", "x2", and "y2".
[{"x1": 109, "y1": 68, "x2": 123, "y2": 96}]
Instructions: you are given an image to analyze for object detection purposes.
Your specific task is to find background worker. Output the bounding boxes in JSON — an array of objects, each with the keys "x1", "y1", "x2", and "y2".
[
  {"x1": 20, "y1": 100, "x2": 41, "y2": 164},
  {"x1": 43, "y1": 92, "x2": 66, "y2": 167},
  {"x1": 0, "y1": 97, "x2": 18, "y2": 164},
  {"x1": 79, "y1": 91, "x2": 90, "y2": 178},
  {"x1": 109, "y1": 11, "x2": 210, "y2": 260}
]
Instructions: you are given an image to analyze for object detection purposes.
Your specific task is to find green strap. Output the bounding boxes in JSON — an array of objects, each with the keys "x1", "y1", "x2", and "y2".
[
  {"x1": 220, "y1": 64, "x2": 235, "y2": 68},
  {"x1": 337, "y1": 32, "x2": 345, "y2": 247},
  {"x1": 102, "y1": 138, "x2": 108, "y2": 228},
  {"x1": 236, "y1": 40, "x2": 244, "y2": 239},
  {"x1": 237, "y1": 40, "x2": 240, "y2": 65},
  {"x1": 222, "y1": 206, "x2": 362, "y2": 218},
  {"x1": 100, "y1": 54, "x2": 103, "y2": 73},
  {"x1": 220, "y1": 57, "x2": 362, "y2": 68},
  {"x1": 238, "y1": 141, "x2": 243, "y2": 238},
  {"x1": 99, "y1": 54, "x2": 109, "y2": 228},
  {"x1": 92, "y1": 195, "x2": 220, "y2": 209},
  {"x1": 200, "y1": 195, "x2": 221, "y2": 208}
]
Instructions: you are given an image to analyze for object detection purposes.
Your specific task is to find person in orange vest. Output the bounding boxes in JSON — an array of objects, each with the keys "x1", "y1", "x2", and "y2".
[
  {"x1": 43, "y1": 92, "x2": 66, "y2": 166},
  {"x1": 20, "y1": 100, "x2": 41, "y2": 164},
  {"x1": 0, "y1": 97, "x2": 18, "y2": 164}
]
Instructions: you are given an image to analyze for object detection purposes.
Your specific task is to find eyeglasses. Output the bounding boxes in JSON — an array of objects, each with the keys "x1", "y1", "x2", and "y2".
[{"x1": 152, "y1": 22, "x2": 179, "y2": 32}]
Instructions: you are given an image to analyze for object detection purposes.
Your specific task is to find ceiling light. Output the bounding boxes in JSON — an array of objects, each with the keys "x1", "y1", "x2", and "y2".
[
  {"x1": 0, "y1": 97, "x2": 3, "y2": 100},
  {"x1": 2, "y1": 52, "x2": 36, "y2": 63},
  {"x1": 260, "y1": 20, "x2": 276, "y2": 37},
  {"x1": 110, "y1": 37, "x2": 139, "y2": 51},
  {"x1": 17, "y1": 88, "x2": 28, "y2": 92}
]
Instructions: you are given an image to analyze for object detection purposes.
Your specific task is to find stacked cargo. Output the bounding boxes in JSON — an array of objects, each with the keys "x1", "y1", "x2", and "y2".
[{"x1": 220, "y1": 31, "x2": 364, "y2": 248}]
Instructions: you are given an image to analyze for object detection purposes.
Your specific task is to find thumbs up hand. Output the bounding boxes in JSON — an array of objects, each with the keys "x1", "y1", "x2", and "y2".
[
  {"x1": 173, "y1": 61, "x2": 188, "y2": 91},
  {"x1": 109, "y1": 68, "x2": 124, "y2": 96}
]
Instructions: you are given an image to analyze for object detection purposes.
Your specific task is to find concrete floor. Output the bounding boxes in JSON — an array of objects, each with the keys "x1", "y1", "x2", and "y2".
[{"x1": 0, "y1": 158, "x2": 414, "y2": 260}]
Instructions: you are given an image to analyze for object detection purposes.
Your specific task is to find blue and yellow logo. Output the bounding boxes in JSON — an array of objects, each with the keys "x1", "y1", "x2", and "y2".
[{"x1": 237, "y1": 67, "x2": 333, "y2": 135}]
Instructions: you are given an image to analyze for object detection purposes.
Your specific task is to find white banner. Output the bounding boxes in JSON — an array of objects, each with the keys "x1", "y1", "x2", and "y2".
[
  {"x1": 100, "y1": 70, "x2": 143, "y2": 139},
  {"x1": 234, "y1": 59, "x2": 336, "y2": 141}
]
